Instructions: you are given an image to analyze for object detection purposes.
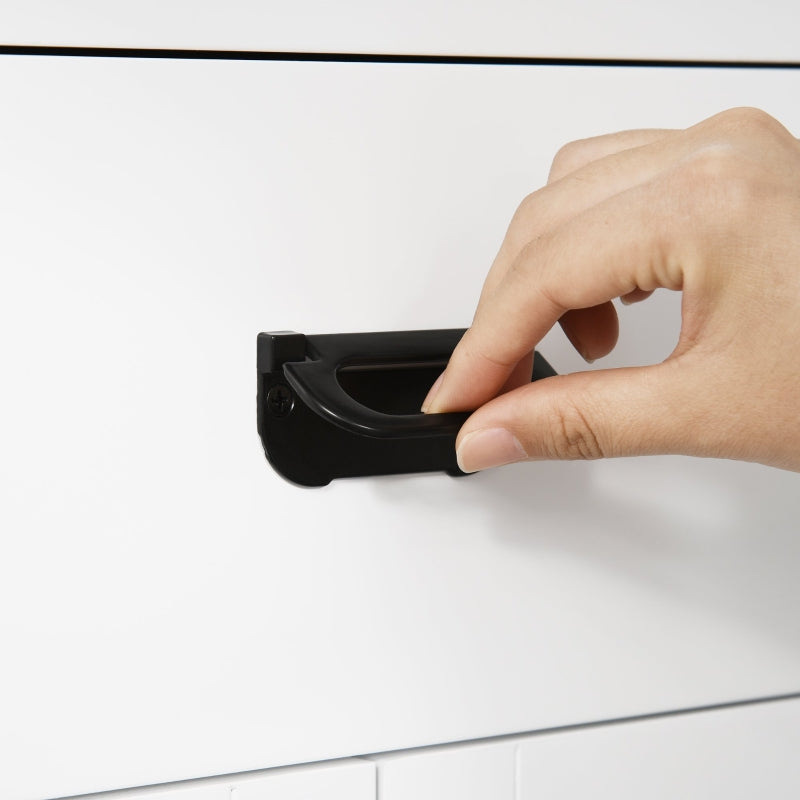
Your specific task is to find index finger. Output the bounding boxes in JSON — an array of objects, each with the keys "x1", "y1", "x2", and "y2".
[
  {"x1": 547, "y1": 128, "x2": 675, "y2": 184},
  {"x1": 425, "y1": 178, "x2": 684, "y2": 414},
  {"x1": 479, "y1": 129, "x2": 678, "y2": 307}
]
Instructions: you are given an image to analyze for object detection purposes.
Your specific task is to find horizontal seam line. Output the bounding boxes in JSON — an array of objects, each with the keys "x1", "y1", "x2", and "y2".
[
  {"x1": 357, "y1": 690, "x2": 800, "y2": 758},
  {"x1": 1, "y1": 45, "x2": 800, "y2": 68},
  {"x1": 52, "y1": 691, "x2": 800, "y2": 799}
]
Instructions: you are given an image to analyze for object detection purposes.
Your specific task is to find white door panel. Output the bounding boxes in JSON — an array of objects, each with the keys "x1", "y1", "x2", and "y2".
[
  {"x1": 1, "y1": 1, "x2": 798, "y2": 62},
  {"x1": 365, "y1": 741, "x2": 515, "y2": 800},
  {"x1": 228, "y1": 759, "x2": 375, "y2": 800},
  {"x1": 517, "y1": 698, "x2": 800, "y2": 798},
  {"x1": 66, "y1": 759, "x2": 375, "y2": 800},
  {"x1": 1, "y1": 57, "x2": 799, "y2": 799},
  {"x1": 97, "y1": 787, "x2": 226, "y2": 800}
]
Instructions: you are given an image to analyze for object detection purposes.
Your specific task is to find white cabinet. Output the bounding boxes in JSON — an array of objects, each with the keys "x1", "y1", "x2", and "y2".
[{"x1": 1, "y1": 53, "x2": 799, "y2": 800}]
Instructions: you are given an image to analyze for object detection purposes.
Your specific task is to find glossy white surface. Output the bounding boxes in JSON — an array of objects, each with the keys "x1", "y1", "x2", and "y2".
[
  {"x1": 517, "y1": 698, "x2": 800, "y2": 798},
  {"x1": 365, "y1": 741, "x2": 515, "y2": 800},
  {"x1": 1, "y1": 0, "x2": 799, "y2": 61},
  {"x1": 68, "y1": 759, "x2": 375, "y2": 800},
  {"x1": 1, "y1": 56, "x2": 800, "y2": 799},
  {"x1": 105, "y1": 787, "x2": 225, "y2": 800}
]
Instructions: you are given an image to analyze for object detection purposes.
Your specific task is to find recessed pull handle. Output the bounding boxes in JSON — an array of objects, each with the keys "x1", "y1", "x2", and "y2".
[{"x1": 257, "y1": 329, "x2": 556, "y2": 487}]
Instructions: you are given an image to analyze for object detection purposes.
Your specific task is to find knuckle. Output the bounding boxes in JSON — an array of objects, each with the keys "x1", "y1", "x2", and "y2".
[
  {"x1": 672, "y1": 145, "x2": 759, "y2": 225},
  {"x1": 697, "y1": 107, "x2": 793, "y2": 154},
  {"x1": 506, "y1": 191, "x2": 543, "y2": 244},
  {"x1": 709, "y1": 106, "x2": 783, "y2": 136},
  {"x1": 510, "y1": 191, "x2": 562, "y2": 251},
  {"x1": 459, "y1": 326, "x2": 517, "y2": 371},
  {"x1": 549, "y1": 139, "x2": 591, "y2": 182},
  {"x1": 543, "y1": 392, "x2": 605, "y2": 461},
  {"x1": 512, "y1": 190, "x2": 539, "y2": 225},
  {"x1": 505, "y1": 246, "x2": 530, "y2": 285},
  {"x1": 679, "y1": 143, "x2": 739, "y2": 184},
  {"x1": 504, "y1": 239, "x2": 560, "y2": 311}
]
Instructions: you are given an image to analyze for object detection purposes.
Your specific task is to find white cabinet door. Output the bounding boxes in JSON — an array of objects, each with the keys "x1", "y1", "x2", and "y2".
[
  {"x1": 227, "y1": 760, "x2": 374, "y2": 800},
  {"x1": 517, "y1": 698, "x2": 800, "y2": 798},
  {"x1": 101, "y1": 786, "x2": 227, "y2": 800},
  {"x1": 1, "y1": 56, "x2": 799, "y2": 800},
  {"x1": 66, "y1": 759, "x2": 375, "y2": 800},
  {"x1": 366, "y1": 697, "x2": 800, "y2": 799},
  {"x1": 365, "y1": 741, "x2": 515, "y2": 800},
  {"x1": 0, "y1": 1, "x2": 798, "y2": 61}
]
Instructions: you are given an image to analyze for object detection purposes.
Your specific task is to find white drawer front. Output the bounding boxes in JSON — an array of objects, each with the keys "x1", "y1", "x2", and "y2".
[
  {"x1": 66, "y1": 759, "x2": 375, "y2": 800},
  {"x1": 517, "y1": 698, "x2": 800, "y2": 798},
  {"x1": 1, "y1": 56, "x2": 799, "y2": 799},
  {"x1": 366, "y1": 741, "x2": 515, "y2": 800}
]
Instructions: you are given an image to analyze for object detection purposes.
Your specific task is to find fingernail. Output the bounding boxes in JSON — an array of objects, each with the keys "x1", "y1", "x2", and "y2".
[
  {"x1": 457, "y1": 428, "x2": 528, "y2": 473},
  {"x1": 565, "y1": 331, "x2": 595, "y2": 364},
  {"x1": 619, "y1": 296, "x2": 633, "y2": 306},
  {"x1": 421, "y1": 371, "x2": 445, "y2": 413}
]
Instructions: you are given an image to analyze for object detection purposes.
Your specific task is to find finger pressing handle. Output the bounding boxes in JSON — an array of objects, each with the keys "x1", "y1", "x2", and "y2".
[{"x1": 257, "y1": 329, "x2": 556, "y2": 485}]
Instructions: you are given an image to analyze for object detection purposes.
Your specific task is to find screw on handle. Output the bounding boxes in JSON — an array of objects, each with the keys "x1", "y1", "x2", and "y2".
[{"x1": 266, "y1": 384, "x2": 294, "y2": 417}]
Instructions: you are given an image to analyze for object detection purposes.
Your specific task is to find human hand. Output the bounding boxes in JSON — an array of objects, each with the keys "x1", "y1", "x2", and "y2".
[{"x1": 422, "y1": 108, "x2": 800, "y2": 473}]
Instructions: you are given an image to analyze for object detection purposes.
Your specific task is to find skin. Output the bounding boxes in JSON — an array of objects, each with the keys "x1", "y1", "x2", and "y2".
[{"x1": 421, "y1": 108, "x2": 800, "y2": 473}]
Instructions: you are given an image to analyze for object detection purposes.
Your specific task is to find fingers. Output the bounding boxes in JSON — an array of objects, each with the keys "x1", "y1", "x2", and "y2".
[
  {"x1": 455, "y1": 360, "x2": 698, "y2": 472},
  {"x1": 426, "y1": 178, "x2": 684, "y2": 413},
  {"x1": 499, "y1": 351, "x2": 535, "y2": 393},
  {"x1": 559, "y1": 302, "x2": 619, "y2": 363},
  {"x1": 476, "y1": 129, "x2": 683, "y2": 313},
  {"x1": 620, "y1": 288, "x2": 655, "y2": 305},
  {"x1": 547, "y1": 129, "x2": 676, "y2": 183},
  {"x1": 425, "y1": 130, "x2": 676, "y2": 415},
  {"x1": 425, "y1": 107, "x2": 800, "y2": 471}
]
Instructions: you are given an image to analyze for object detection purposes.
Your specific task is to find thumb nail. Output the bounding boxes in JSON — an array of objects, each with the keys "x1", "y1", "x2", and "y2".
[{"x1": 457, "y1": 427, "x2": 528, "y2": 473}]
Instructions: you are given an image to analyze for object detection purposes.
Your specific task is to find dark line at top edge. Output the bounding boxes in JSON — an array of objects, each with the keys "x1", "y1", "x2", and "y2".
[{"x1": 1, "y1": 44, "x2": 799, "y2": 68}]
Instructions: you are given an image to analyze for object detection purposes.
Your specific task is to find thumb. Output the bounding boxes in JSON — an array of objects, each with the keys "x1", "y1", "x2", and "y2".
[{"x1": 455, "y1": 362, "x2": 698, "y2": 472}]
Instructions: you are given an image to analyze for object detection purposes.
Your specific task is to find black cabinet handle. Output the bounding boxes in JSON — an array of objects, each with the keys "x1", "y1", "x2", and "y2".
[{"x1": 257, "y1": 329, "x2": 556, "y2": 487}]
